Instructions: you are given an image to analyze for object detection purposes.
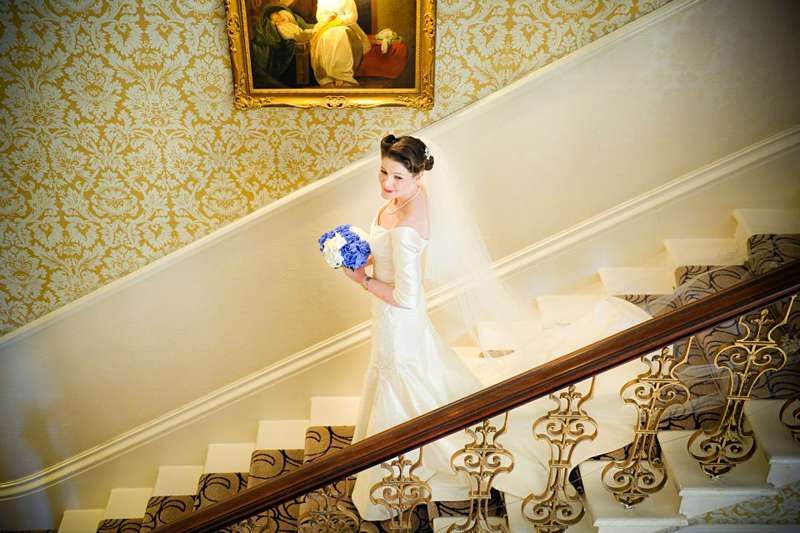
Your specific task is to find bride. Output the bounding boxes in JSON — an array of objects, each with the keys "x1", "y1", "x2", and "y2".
[{"x1": 339, "y1": 134, "x2": 653, "y2": 522}]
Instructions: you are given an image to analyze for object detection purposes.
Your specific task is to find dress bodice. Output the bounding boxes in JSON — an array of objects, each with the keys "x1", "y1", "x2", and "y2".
[{"x1": 370, "y1": 212, "x2": 428, "y2": 309}]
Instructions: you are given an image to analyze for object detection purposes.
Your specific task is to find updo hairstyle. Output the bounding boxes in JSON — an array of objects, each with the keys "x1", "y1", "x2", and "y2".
[{"x1": 380, "y1": 134, "x2": 434, "y2": 175}]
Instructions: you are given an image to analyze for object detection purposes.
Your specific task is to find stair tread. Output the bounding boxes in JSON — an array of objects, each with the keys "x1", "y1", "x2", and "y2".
[
  {"x1": 140, "y1": 496, "x2": 194, "y2": 532},
  {"x1": 193, "y1": 472, "x2": 249, "y2": 511},
  {"x1": 245, "y1": 449, "x2": 305, "y2": 533},
  {"x1": 203, "y1": 442, "x2": 256, "y2": 473},
  {"x1": 746, "y1": 399, "x2": 800, "y2": 488},
  {"x1": 665, "y1": 237, "x2": 745, "y2": 267},
  {"x1": 257, "y1": 419, "x2": 309, "y2": 450},
  {"x1": 103, "y1": 488, "x2": 153, "y2": 520},
  {"x1": 746, "y1": 400, "x2": 800, "y2": 460},
  {"x1": 579, "y1": 460, "x2": 688, "y2": 525},
  {"x1": 599, "y1": 267, "x2": 675, "y2": 295},
  {"x1": 734, "y1": 208, "x2": 800, "y2": 239},
  {"x1": 152, "y1": 465, "x2": 203, "y2": 497},
  {"x1": 658, "y1": 430, "x2": 776, "y2": 518}
]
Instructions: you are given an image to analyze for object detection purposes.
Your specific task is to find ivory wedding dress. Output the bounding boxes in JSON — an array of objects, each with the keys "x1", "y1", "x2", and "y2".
[{"x1": 349, "y1": 201, "x2": 655, "y2": 521}]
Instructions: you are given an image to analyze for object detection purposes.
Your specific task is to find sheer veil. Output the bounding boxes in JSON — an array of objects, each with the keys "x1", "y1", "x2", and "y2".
[
  {"x1": 416, "y1": 138, "x2": 798, "y2": 404},
  {"x1": 420, "y1": 140, "x2": 541, "y2": 364}
]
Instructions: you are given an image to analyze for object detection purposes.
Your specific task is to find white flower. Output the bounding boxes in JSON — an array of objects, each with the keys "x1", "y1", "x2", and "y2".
[
  {"x1": 351, "y1": 226, "x2": 369, "y2": 241},
  {"x1": 322, "y1": 234, "x2": 347, "y2": 268}
]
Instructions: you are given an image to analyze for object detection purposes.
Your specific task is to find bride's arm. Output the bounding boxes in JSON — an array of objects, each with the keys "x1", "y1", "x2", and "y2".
[
  {"x1": 342, "y1": 231, "x2": 422, "y2": 309},
  {"x1": 341, "y1": 266, "x2": 406, "y2": 308}
]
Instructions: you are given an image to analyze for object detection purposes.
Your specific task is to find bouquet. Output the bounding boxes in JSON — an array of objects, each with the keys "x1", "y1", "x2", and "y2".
[{"x1": 318, "y1": 224, "x2": 371, "y2": 269}]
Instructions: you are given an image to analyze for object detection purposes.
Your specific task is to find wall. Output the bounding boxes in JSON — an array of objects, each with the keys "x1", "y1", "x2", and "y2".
[{"x1": 0, "y1": 0, "x2": 669, "y2": 336}]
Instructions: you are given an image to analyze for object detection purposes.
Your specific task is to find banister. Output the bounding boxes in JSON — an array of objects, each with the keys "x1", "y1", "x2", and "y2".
[{"x1": 156, "y1": 260, "x2": 800, "y2": 532}]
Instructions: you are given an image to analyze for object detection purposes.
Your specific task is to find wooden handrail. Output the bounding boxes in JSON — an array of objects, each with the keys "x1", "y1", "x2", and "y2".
[{"x1": 157, "y1": 260, "x2": 800, "y2": 532}]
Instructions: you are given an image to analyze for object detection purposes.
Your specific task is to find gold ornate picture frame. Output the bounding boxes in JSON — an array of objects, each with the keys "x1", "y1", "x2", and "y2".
[{"x1": 224, "y1": 0, "x2": 436, "y2": 109}]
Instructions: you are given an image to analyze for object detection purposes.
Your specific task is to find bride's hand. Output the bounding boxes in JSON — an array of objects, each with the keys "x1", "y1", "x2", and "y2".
[{"x1": 342, "y1": 265, "x2": 367, "y2": 284}]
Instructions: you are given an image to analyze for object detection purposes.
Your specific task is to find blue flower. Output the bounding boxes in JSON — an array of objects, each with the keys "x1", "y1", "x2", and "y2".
[
  {"x1": 318, "y1": 224, "x2": 371, "y2": 269},
  {"x1": 318, "y1": 229, "x2": 336, "y2": 251}
]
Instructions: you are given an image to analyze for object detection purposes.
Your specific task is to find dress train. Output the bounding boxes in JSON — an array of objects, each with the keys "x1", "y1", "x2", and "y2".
[{"x1": 350, "y1": 215, "x2": 649, "y2": 521}]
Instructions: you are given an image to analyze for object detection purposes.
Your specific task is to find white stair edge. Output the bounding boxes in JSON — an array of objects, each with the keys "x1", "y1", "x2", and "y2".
[
  {"x1": 664, "y1": 238, "x2": 746, "y2": 267},
  {"x1": 102, "y1": 487, "x2": 153, "y2": 519},
  {"x1": 476, "y1": 318, "x2": 542, "y2": 350},
  {"x1": 257, "y1": 419, "x2": 310, "y2": 450},
  {"x1": 58, "y1": 509, "x2": 105, "y2": 533},
  {"x1": 734, "y1": 208, "x2": 800, "y2": 236},
  {"x1": 152, "y1": 465, "x2": 204, "y2": 496},
  {"x1": 675, "y1": 526, "x2": 800, "y2": 532},
  {"x1": 657, "y1": 430, "x2": 776, "y2": 518},
  {"x1": 309, "y1": 396, "x2": 361, "y2": 426},
  {"x1": 745, "y1": 399, "x2": 800, "y2": 487},
  {"x1": 453, "y1": 346, "x2": 483, "y2": 358},
  {"x1": 579, "y1": 460, "x2": 688, "y2": 533},
  {"x1": 203, "y1": 442, "x2": 256, "y2": 473},
  {"x1": 536, "y1": 295, "x2": 607, "y2": 327},
  {"x1": 734, "y1": 208, "x2": 800, "y2": 249},
  {"x1": 599, "y1": 267, "x2": 675, "y2": 295},
  {"x1": 553, "y1": 276, "x2": 608, "y2": 297}
]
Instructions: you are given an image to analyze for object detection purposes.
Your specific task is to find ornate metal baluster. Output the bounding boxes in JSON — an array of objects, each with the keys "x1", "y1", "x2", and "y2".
[
  {"x1": 298, "y1": 483, "x2": 360, "y2": 533},
  {"x1": 370, "y1": 450, "x2": 432, "y2": 533},
  {"x1": 779, "y1": 396, "x2": 800, "y2": 445},
  {"x1": 688, "y1": 295, "x2": 797, "y2": 477},
  {"x1": 601, "y1": 340, "x2": 692, "y2": 507},
  {"x1": 448, "y1": 413, "x2": 514, "y2": 532},
  {"x1": 522, "y1": 379, "x2": 598, "y2": 533}
]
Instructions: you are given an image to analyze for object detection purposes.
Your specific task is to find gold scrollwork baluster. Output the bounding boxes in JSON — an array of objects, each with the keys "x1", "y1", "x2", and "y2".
[
  {"x1": 448, "y1": 413, "x2": 514, "y2": 532},
  {"x1": 369, "y1": 450, "x2": 432, "y2": 533},
  {"x1": 601, "y1": 339, "x2": 692, "y2": 507},
  {"x1": 298, "y1": 484, "x2": 360, "y2": 533},
  {"x1": 688, "y1": 295, "x2": 797, "y2": 477},
  {"x1": 522, "y1": 379, "x2": 598, "y2": 533},
  {"x1": 779, "y1": 396, "x2": 800, "y2": 445}
]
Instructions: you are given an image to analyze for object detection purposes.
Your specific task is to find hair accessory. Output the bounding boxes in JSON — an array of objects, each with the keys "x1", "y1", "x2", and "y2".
[{"x1": 424, "y1": 146, "x2": 431, "y2": 160}]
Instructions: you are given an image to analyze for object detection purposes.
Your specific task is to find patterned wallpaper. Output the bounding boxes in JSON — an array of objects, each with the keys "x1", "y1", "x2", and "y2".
[{"x1": 0, "y1": 0, "x2": 669, "y2": 335}]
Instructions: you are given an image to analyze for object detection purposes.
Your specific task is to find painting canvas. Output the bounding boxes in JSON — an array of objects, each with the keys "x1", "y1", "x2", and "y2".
[{"x1": 225, "y1": 0, "x2": 435, "y2": 109}]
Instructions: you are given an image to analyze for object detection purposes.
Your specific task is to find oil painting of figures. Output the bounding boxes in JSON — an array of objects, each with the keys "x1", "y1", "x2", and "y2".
[{"x1": 246, "y1": 0, "x2": 416, "y2": 89}]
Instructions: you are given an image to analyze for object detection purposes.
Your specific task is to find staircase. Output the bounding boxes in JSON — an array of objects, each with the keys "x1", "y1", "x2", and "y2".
[
  {"x1": 40, "y1": 207, "x2": 798, "y2": 532},
  {"x1": 57, "y1": 396, "x2": 505, "y2": 533}
]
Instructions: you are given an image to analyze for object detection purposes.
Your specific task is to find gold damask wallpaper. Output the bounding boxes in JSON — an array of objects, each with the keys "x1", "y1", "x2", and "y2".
[{"x1": 0, "y1": 0, "x2": 669, "y2": 335}]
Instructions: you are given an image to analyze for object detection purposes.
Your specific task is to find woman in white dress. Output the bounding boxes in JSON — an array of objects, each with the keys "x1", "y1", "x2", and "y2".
[
  {"x1": 311, "y1": 0, "x2": 371, "y2": 87},
  {"x1": 340, "y1": 134, "x2": 653, "y2": 522}
]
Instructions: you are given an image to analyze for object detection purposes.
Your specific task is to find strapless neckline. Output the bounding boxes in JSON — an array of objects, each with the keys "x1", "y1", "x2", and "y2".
[{"x1": 371, "y1": 219, "x2": 430, "y2": 242}]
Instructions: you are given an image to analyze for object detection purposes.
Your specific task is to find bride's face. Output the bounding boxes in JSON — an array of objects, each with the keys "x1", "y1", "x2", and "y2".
[{"x1": 379, "y1": 157, "x2": 419, "y2": 201}]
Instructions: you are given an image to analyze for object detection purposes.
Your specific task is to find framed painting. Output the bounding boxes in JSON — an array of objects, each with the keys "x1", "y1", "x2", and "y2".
[{"x1": 223, "y1": 0, "x2": 436, "y2": 109}]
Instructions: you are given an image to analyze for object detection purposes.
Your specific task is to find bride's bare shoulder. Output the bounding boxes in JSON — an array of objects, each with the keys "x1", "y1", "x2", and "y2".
[{"x1": 399, "y1": 190, "x2": 430, "y2": 239}]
